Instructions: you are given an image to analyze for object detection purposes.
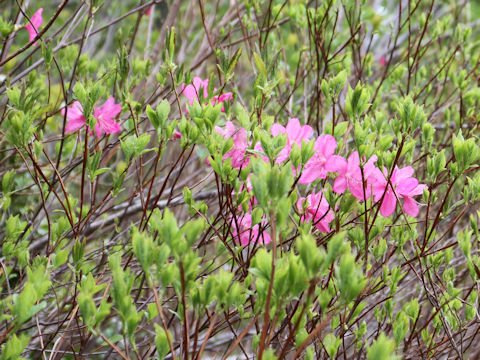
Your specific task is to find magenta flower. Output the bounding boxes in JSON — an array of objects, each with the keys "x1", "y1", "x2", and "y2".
[
  {"x1": 212, "y1": 93, "x2": 233, "y2": 110},
  {"x1": 63, "y1": 101, "x2": 85, "y2": 133},
  {"x1": 250, "y1": 141, "x2": 270, "y2": 164},
  {"x1": 180, "y1": 77, "x2": 232, "y2": 112},
  {"x1": 182, "y1": 77, "x2": 208, "y2": 105},
  {"x1": 298, "y1": 135, "x2": 338, "y2": 184},
  {"x1": 25, "y1": 8, "x2": 43, "y2": 45},
  {"x1": 93, "y1": 98, "x2": 122, "y2": 137},
  {"x1": 270, "y1": 118, "x2": 313, "y2": 163},
  {"x1": 297, "y1": 191, "x2": 334, "y2": 232},
  {"x1": 215, "y1": 121, "x2": 249, "y2": 169},
  {"x1": 330, "y1": 151, "x2": 378, "y2": 200},
  {"x1": 64, "y1": 97, "x2": 122, "y2": 138},
  {"x1": 371, "y1": 166, "x2": 427, "y2": 217},
  {"x1": 172, "y1": 130, "x2": 182, "y2": 140},
  {"x1": 231, "y1": 212, "x2": 271, "y2": 247}
]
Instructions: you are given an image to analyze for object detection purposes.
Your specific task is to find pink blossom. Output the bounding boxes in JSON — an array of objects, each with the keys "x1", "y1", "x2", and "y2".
[
  {"x1": 252, "y1": 141, "x2": 269, "y2": 163},
  {"x1": 26, "y1": 8, "x2": 43, "y2": 45},
  {"x1": 379, "y1": 56, "x2": 386, "y2": 66},
  {"x1": 182, "y1": 77, "x2": 209, "y2": 105},
  {"x1": 145, "y1": 6, "x2": 152, "y2": 15},
  {"x1": 180, "y1": 77, "x2": 232, "y2": 113},
  {"x1": 93, "y1": 98, "x2": 122, "y2": 137},
  {"x1": 371, "y1": 166, "x2": 427, "y2": 217},
  {"x1": 172, "y1": 130, "x2": 182, "y2": 140},
  {"x1": 64, "y1": 97, "x2": 122, "y2": 138},
  {"x1": 215, "y1": 121, "x2": 249, "y2": 169},
  {"x1": 330, "y1": 151, "x2": 378, "y2": 200},
  {"x1": 298, "y1": 135, "x2": 338, "y2": 184},
  {"x1": 63, "y1": 101, "x2": 85, "y2": 133},
  {"x1": 297, "y1": 191, "x2": 334, "y2": 232},
  {"x1": 231, "y1": 212, "x2": 271, "y2": 247},
  {"x1": 270, "y1": 118, "x2": 313, "y2": 163},
  {"x1": 212, "y1": 92, "x2": 234, "y2": 110},
  {"x1": 252, "y1": 119, "x2": 313, "y2": 165}
]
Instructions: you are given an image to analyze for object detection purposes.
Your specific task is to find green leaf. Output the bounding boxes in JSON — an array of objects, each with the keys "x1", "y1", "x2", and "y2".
[
  {"x1": 367, "y1": 333, "x2": 396, "y2": 360},
  {"x1": 155, "y1": 324, "x2": 172, "y2": 359},
  {"x1": 323, "y1": 333, "x2": 341, "y2": 358},
  {"x1": 253, "y1": 52, "x2": 267, "y2": 80},
  {"x1": 0, "y1": 334, "x2": 30, "y2": 360}
]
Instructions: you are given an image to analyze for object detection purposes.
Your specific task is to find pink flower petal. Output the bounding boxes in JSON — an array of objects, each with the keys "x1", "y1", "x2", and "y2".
[
  {"x1": 98, "y1": 118, "x2": 122, "y2": 135},
  {"x1": 325, "y1": 155, "x2": 347, "y2": 173},
  {"x1": 192, "y1": 77, "x2": 208, "y2": 98},
  {"x1": 333, "y1": 176, "x2": 347, "y2": 194},
  {"x1": 94, "y1": 97, "x2": 122, "y2": 121},
  {"x1": 396, "y1": 178, "x2": 419, "y2": 195},
  {"x1": 26, "y1": 8, "x2": 43, "y2": 44},
  {"x1": 403, "y1": 197, "x2": 419, "y2": 217},
  {"x1": 181, "y1": 84, "x2": 199, "y2": 105},
  {"x1": 286, "y1": 118, "x2": 301, "y2": 137},
  {"x1": 314, "y1": 135, "x2": 337, "y2": 157},
  {"x1": 64, "y1": 101, "x2": 86, "y2": 133},
  {"x1": 348, "y1": 151, "x2": 360, "y2": 168},
  {"x1": 380, "y1": 191, "x2": 396, "y2": 217},
  {"x1": 393, "y1": 166, "x2": 414, "y2": 182},
  {"x1": 298, "y1": 165, "x2": 327, "y2": 184},
  {"x1": 65, "y1": 116, "x2": 86, "y2": 133},
  {"x1": 275, "y1": 146, "x2": 290, "y2": 163},
  {"x1": 298, "y1": 125, "x2": 313, "y2": 142},
  {"x1": 270, "y1": 124, "x2": 286, "y2": 137},
  {"x1": 409, "y1": 184, "x2": 427, "y2": 196},
  {"x1": 349, "y1": 179, "x2": 367, "y2": 200},
  {"x1": 363, "y1": 154, "x2": 378, "y2": 178}
]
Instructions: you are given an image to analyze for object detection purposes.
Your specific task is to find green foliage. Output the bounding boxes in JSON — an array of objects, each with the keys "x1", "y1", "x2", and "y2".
[
  {"x1": 367, "y1": 333, "x2": 396, "y2": 360},
  {"x1": 121, "y1": 133, "x2": 151, "y2": 161}
]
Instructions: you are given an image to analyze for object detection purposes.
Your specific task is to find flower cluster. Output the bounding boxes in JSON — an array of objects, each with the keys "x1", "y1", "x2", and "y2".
[
  {"x1": 180, "y1": 77, "x2": 233, "y2": 113},
  {"x1": 182, "y1": 78, "x2": 426, "y2": 247},
  {"x1": 211, "y1": 118, "x2": 423, "y2": 243},
  {"x1": 60, "y1": 74, "x2": 427, "y2": 248},
  {"x1": 63, "y1": 97, "x2": 122, "y2": 138},
  {"x1": 231, "y1": 212, "x2": 271, "y2": 247}
]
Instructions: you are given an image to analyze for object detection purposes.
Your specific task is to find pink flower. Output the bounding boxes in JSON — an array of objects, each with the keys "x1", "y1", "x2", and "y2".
[
  {"x1": 215, "y1": 121, "x2": 249, "y2": 169},
  {"x1": 330, "y1": 151, "x2": 378, "y2": 200},
  {"x1": 93, "y1": 98, "x2": 122, "y2": 137},
  {"x1": 297, "y1": 191, "x2": 334, "y2": 232},
  {"x1": 145, "y1": 6, "x2": 152, "y2": 15},
  {"x1": 180, "y1": 77, "x2": 232, "y2": 113},
  {"x1": 182, "y1": 77, "x2": 209, "y2": 106},
  {"x1": 172, "y1": 130, "x2": 182, "y2": 140},
  {"x1": 64, "y1": 97, "x2": 122, "y2": 138},
  {"x1": 63, "y1": 101, "x2": 85, "y2": 133},
  {"x1": 379, "y1": 56, "x2": 386, "y2": 66},
  {"x1": 212, "y1": 92, "x2": 234, "y2": 110},
  {"x1": 26, "y1": 8, "x2": 43, "y2": 45},
  {"x1": 298, "y1": 135, "x2": 338, "y2": 184},
  {"x1": 271, "y1": 118, "x2": 313, "y2": 163},
  {"x1": 371, "y1": 166, "x2": 427, "y2": 217},
  {"x1": 251, "y1": 141, "x2": 269, "y2": 163},
  {"x1": 231, "y1": 212, "x2": 271, "y2": 247}
]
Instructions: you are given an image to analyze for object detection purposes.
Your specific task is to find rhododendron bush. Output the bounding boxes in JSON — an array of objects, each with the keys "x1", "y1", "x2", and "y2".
[{"x1": 1, "y1": 0, "x2": 480, "y2": 359}]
